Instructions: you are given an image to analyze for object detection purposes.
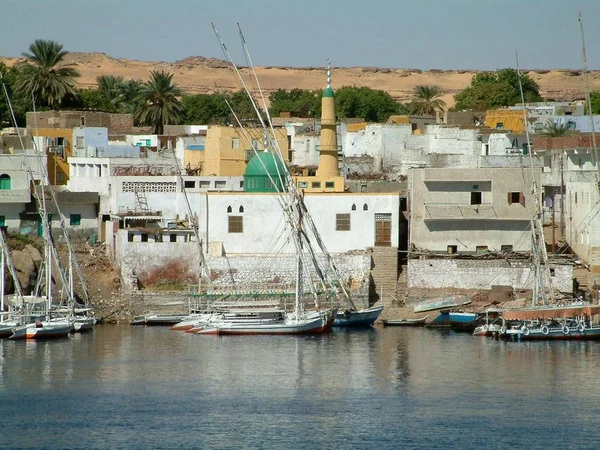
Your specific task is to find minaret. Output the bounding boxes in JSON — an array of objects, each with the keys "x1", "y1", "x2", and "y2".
[{"x1": 316, "y1": 59, "x2": 339, "y2": 177}]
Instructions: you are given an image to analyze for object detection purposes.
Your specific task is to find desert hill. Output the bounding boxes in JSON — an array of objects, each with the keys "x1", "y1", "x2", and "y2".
[{"x1": 2, "y1": 52, "x2": 600, "y2": 108}]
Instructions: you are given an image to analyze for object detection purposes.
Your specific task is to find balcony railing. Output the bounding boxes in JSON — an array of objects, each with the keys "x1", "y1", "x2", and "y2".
[{"x1": 315, "y1": 145, "x2": 342, "y2": 154}]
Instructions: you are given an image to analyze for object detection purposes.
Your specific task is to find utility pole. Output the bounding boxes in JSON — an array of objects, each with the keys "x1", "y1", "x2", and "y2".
[{"x1": 560, "y1": 154, "x2": 565, "y2": 238}]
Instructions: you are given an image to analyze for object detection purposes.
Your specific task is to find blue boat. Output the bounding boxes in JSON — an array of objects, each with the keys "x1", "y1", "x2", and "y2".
[
  {"x1": 426, "y1": 311, "x2": 479, "y2": 331},
  {"x1": 333, "y1": 305, "x2": 384, "y2": 327}
]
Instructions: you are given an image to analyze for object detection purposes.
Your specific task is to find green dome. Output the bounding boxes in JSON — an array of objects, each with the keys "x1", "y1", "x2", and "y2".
[
  {"x1": 244, "y1": 152, "x2": 288, "y2": 192},
  {"x1": 323, "y1": 85, "x2": 334, "y2": 98}
]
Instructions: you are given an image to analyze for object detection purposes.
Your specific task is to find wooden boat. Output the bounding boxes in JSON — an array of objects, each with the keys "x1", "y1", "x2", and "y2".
[
  {"x1": 383, "y1": 316, "x2": 428, "y2": 327},
  {"x1": 131, "y1": 314, "x2": 191, "y2": 326},
  {"x1": 333, "y1": 305, "x2": 384, "y2": 327},
  {"x1": 414, "y1": 295, "x2": 471, "y2": 313}
]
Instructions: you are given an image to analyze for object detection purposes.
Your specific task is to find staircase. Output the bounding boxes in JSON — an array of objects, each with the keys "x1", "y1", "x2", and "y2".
[{"x1": 370, "y1": 246, "x2": 399, "y2": 307}]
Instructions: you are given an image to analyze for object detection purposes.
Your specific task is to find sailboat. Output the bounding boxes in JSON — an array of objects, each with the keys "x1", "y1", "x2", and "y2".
[
  {"x1": 177, "y1": 25, "x2": 343, "y2": 336},
  {"x1": 0, "y1": 75, "x2": 93, "y2": 338},
  {"x1": 488, "y1": 28, "x2": 600, "y2": 341}
]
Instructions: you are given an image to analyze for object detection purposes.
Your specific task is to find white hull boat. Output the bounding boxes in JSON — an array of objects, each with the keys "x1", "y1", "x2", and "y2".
[{"x1": 10, "y1": 319, "x2": 73, "y2": 340}]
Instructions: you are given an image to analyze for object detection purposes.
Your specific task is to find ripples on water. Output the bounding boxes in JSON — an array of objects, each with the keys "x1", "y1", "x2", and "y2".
[{"x1": 1, "y1": 326, "x2": 600, "y2": 449}]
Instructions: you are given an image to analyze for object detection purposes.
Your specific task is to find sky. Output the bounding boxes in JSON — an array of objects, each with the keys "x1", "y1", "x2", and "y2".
[{"x1": 2, "y1": 0, "x2": 600, "y2": 70}]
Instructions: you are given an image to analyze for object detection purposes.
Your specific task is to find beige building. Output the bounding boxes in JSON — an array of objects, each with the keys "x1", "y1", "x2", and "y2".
[
  {"x1": 409, "y1": 167, "x2": 541, "y2": 254},
  {"x1": 195, "y1": 126, "x2": 288, "y2": 176}
]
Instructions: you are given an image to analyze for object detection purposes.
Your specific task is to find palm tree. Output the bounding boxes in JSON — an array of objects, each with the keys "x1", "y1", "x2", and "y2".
[
  {"x1": 15, "y1": 39, "x2": 79, "y2": 109},
  {"x1": 135, "y1": 70, "x2": 184, "y2": 134},
  {"x1": 409, "y1": 85, "x2": 446, "y2": 116},
  {"x1": 96, "y1": 75, "x2": 124, "y2": 112},
  {"x1": 541, "y1": 120, "x2": 574, "y2": 137},
  {"x1": 119, "y1": 79, "x2": 144, "y2": 114}
]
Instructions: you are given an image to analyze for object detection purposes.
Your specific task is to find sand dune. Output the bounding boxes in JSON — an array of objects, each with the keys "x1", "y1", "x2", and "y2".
[{"x1": 2, "y1": 52, "x2": 600, "y2": 108}]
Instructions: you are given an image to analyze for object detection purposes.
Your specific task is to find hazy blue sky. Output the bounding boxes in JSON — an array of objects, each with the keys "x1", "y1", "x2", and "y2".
[{"x1": 2, "y1": 0, "x2": 599, "y2": 70}]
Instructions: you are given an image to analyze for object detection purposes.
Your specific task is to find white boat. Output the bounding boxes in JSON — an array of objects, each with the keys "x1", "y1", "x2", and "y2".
[
  {"x1": 10, "y1": 319, "x2": 73, "y2": 340},
  {"x1": 414, "y1": 295, "x2": 472, "y2": 313},
  {"x1": 73, "y1": 316, "x2": 97, "y2": 332},
  {"x1": 195, "y1": 310, "x2": 335, "y2": 335}
]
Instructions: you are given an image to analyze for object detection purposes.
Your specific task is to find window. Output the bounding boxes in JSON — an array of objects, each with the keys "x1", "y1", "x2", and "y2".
[
  {"x1": 70, "y1": 214, "x2": 81, "y2": 226},
  {"x1": 232, "y1": 138, "x2": 240, "y2": 149},
  {"x1": 0, "y1": 174, "x2": 11, "y2": 190},
  {"x1": 128, "y1": 233, "x2": 134, "y2": 242},
  {"x1": 470, "y1": 192, "x2": 482, "y2": 205},
  {"x1": 476, "y1": 246, "x2": 488, "y2": 253},
  {"x1": 550, "y1": 268, "x2": 556, "y2": 276},
  {"x1": 0, "y1": 215, "x2": 5, "y2": 228},
  {"x1": 141, "y1": 234, "x2": 148, "y2": 242},
  {"x1": 363, "y1": 203, "x2": 369, "y2": 211},
  {"x1": 227, "y1": 206, "x2": 232, "y2": 213},
  {"x1": 240, "y1": 180, "x2": 244, "y2": 188},
  {"x1": 501, "y1": 245, "x2": 513, "y2": 252},
  {"x1": 325, "y1": 181, "x2": 335, "y2": 189},
  {"x1": 199, "y1": 180, "x2": 210, "y2": 188},
  {"x1": 495, "y1": 122, "x2": 504, "y2": 130},
  {"x1": 311, "y1": 181, "x2": 321, "y2": 189},
  {"x1": 170, "y1": 234, "x2": 177, "y2": 242},
  {"x1": 76, "y1": 136, "x2": 84, "y2": 149},
  {"x1": 239, "y1": 206, "x2": 244, "y2": 213},
  {"x1": 184, "y1": 181, "x2": 195, "y2": 189},
  {"x1": 56, "y1": 172, "x2": 65, "y2": 183},
  {"x1": 447, "y1": 245, "x2": 457, "y2": 254},
  {"x1": 508, "y1": 192, "x2": 525, "y2": 205},
  {"x1": 351, "y1": 204, "x2": 356, "y2": 211},
  {"x1": 228, "y1": 216, "x2": 243, "y2": 233},
  {"x1": 215, "y1": 180, "x2": 226, "y2": 189},
  {"x1": 336, "y1": 213, "x2": 351, "y2": 231},
  {"x1": 298, "y1": 181, "x2": 308, "y2": 188}
]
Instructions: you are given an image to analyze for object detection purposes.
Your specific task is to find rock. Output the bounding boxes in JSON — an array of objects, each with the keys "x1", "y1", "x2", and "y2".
[
  {"x1": 24, "y1": 244, "x2": 43, "y2": 268},
  {"x1": 11, "y1": 249, "x2": 38, "y2": 293}
]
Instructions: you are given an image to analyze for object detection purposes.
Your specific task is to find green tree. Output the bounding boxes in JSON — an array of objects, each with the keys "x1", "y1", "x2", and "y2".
[
  {"x1": 0, "y1": 63, "x2": 29, "y2": 127},
  {"x1": 96, "y1": 75, "x2": 124, "y2": 112},
  {"x1": 335, "y1": 86, "x2": 401, "y2": 122},
  {"x1": 135, "y1": 70, "x2": 184, "y2": 134},
  {"x1": 540, "y1": 120, "x2": 574, "y2": 137},
  {"x1": 15, "y1": 39, "x2": 80, "y2": 109},
  {"x1": 589, "y1": 91, "x2": 600, "y2": 115},
  {"x1": 454, "y1": 69, "x2": 542, "y2": 111},
  {"x1": 268, "y1": 88, "x2": 322, "y2": 118},
  {"x1": 183, "y1": 93, "x2": 230, "y2": 124},
  {"x1": 408, "y1": 85, "x2": 446, "y2": 115},
  {"x1": 119, "y1": 79, "x2": 144, "y2": 114}
]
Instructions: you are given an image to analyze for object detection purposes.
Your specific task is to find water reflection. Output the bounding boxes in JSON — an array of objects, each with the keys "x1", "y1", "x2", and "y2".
[{"x1": 1, "y1": 326, "x2": 600, "y2": 449}]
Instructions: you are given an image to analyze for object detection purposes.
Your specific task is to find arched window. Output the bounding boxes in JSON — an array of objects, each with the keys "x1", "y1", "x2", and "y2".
[
  {"x1": 363, "y1": 203, "x2": 369, "y2": 211},
  {"x1": 351, "y1": 204, "x2": 356, "y2": 211},
  {"x1": 239, "y1": 205, "x2": 244, "y2": 213},
  {"x1": 0, "y1": 174, "x2": 11, "y2": 190},
  {"x1": 227, "y1": 205, "x2": 232, "y2": 213}
]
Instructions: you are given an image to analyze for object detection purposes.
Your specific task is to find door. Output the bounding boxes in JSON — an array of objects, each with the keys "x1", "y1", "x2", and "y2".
[{"x1": 375, "y1": 213, "x2": 392, "y2": 247}]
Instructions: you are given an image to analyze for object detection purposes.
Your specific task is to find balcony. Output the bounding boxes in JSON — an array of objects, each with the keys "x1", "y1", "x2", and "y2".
[{"x1": 423, "y1": 203, "x2": 499, "y2": 220}]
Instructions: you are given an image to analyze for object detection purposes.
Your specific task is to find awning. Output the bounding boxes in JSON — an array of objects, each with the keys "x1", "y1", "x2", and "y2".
[{"x1": 503, "y1": 305, "x2": 600, "y2": 320}]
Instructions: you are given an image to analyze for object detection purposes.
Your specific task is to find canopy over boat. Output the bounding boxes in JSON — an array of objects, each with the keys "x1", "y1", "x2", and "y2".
[{"x1": 502, "y1": 304, "x2": 600, "y2": 320}]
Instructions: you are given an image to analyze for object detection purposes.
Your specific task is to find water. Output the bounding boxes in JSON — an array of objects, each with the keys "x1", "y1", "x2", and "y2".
[{"x1": 1, "y1": 325, "x2": 600, "y2": 449}]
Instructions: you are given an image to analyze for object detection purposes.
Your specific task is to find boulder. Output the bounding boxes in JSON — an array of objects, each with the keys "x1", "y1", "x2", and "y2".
[{"x1": 11, "y1": 249, "x2": 38, "y2": 294}]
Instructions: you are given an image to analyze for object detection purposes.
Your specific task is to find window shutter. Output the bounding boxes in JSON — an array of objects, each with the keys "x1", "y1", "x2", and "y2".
[{"x1": 520, "y1": 192, "x2": 525, "y2": 206}]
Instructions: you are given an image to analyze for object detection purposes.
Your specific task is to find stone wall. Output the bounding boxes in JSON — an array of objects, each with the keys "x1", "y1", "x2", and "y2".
[
  {"x1": 407, "y1": 258, "x2": 573, "y2": 293},
  {"x1": 370, "y1": 247, "x2": 398, "y2": 306}
]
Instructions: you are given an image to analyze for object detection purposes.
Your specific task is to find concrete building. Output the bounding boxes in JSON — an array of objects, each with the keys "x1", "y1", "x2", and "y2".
[
  {"x1": 533, "y1": 135, "x2": 600, "y2": 273},
  {"x1": 405, "y1": 167, "x2": 574, "y2": 293},
  {"x1": 409, "y1": 167, "x2": 539, "y2": 254},
  {"x1": 26, "y1": 111, "x2": 134, "y2": 134},
  {"x1": 199, "y1": 125, "x2": 288, "y2": 177}
]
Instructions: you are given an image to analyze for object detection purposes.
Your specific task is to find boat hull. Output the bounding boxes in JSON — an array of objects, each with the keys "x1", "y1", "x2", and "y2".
[
  {"x1": 199, "y1": 312, "x2": 334, "y2": 336},
  {"x1": 448, "y1": 312, "x2": 479, "y2": 332},
  {"x1": 131, "y1": 314, "x2": 189, "y2": 326},
  {"x1": 383, "y1": 316, "x2": 428, "y2": 327},
  {"x1": 503, "y1": 325, "x2": 600, "y2": 341},
  {"x1": 9, "y1": 321, "x2": 73, "y2": 340},
  {"x1": 333, "y1": 305, "x2": 384, "y2": 327}
]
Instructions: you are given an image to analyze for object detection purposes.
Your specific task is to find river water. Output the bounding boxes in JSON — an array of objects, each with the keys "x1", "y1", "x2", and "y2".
[{"x1": 1, "y1": 325, "x2": 600, "y2": 449}]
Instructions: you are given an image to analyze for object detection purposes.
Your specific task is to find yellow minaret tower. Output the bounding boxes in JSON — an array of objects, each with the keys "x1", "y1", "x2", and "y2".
[{"x1": 316, "y1": 60, "x2": 339, "y2": 177}]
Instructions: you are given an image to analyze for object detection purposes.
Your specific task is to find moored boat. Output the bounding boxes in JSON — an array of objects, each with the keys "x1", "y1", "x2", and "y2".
[
  {"x1": 414, "y1": 295, "x2": 471, "y2": 313},
  {"x1": 383, "y1": 316, "x2": 428, "y2": 327},
  {"x1": 333, "y1": 305, "x2": 383, "y2": 327},
  {"x1": 9, "y1": 319, "x2": 73, "y2": 340},
  {"x1": 131, "y1": 314, "x2": 190, "y2": 326}
]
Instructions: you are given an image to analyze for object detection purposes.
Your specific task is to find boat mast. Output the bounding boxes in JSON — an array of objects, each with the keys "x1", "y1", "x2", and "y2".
[
  {"x1": 579, "y1": 10, "x2": 600, "y2": 188},
  {"x1": 295, "y1": 194, "x2": 304, "y2": 321},
  {"x1": 516, "y1": 51, "x2": 554, "y2": 305}
]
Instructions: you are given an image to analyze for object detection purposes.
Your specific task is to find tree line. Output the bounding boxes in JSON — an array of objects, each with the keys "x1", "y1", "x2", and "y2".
[{"x1": 1, "y1": 39, "x2": 599, "y2": 134}]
